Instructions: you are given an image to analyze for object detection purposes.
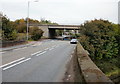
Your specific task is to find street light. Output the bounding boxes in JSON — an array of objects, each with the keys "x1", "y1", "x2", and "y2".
[{"x1": 27, "y1": 0, "x2": 39, "y2": 41}]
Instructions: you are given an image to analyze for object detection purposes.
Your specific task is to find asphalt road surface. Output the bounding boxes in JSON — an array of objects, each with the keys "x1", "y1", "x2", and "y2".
[{"x1": 1, "y1": 40, "x2": 76, "y2": 82}]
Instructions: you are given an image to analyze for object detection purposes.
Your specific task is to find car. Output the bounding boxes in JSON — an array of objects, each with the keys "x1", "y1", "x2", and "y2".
[{"x1": 70, "y1": 39, "x2": 77, "y2": 44}]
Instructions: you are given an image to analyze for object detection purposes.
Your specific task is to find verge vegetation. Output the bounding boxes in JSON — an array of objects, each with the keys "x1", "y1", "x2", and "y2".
[
  {"x1": 78, "y1": 19, "x2": 120, "y2": 82},
  {"x1": 1, "y1": 13, "x2": 58, "y2": 42}
]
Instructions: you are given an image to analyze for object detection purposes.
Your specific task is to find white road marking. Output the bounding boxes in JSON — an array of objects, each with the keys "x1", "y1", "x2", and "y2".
[
  {"x1": 31, "y1": 51, "x2": 42, "y2": 56},
  {"x1": 36, "y1": 51, "x2": 47, "y2": 56},
  {"x1": 0, "y1": 57, "x2": 25, "y2": 68},
  {"x1": 44, "y1": 48, "x2": 49, "y2": 51},
  {"x1": 3, "y1": 58, "x2": 31, "y2": 71},
  {"x1": 0, "y1": 52, "x2": 5, "y2": 54},
  {"x1": 38, "y1": 43, "x2": 42, "y2": 45},
  {"x1": 72, "y1": 51, "x2": 74, "y2": 54},
  {"x1": 70, "y1": 55, "x2": 73, "y2": 60},
  {"x1": 49, "y1": 48, "x2": 54, "y2": 51},
  {"x1": 74, "y1": 47, "x2": 76, "y2": 50}
]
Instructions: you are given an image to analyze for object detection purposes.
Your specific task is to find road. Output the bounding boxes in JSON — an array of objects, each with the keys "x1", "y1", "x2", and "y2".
[{"x1": 1, "y1": 40, "x2": 76, "y2": 82}]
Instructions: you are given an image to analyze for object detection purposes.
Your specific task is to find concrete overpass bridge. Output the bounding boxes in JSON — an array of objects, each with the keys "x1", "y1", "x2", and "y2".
[{"x1": 29, "y1": 24, "x2": 80, "y2": 38}]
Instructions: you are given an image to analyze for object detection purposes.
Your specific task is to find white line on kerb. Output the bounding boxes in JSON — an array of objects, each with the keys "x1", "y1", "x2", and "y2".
[
  {"x1": 3, "y1": 58, "x2": 31, "y2": 71},
  {"x1": 31, "y1": 51, "x2": 42, "y2": 56},
  {"x1": 36, "y1": 51, "x2": 47, "y2": 56},
  {"x1": 0, "y1": 57, "x2": 25, "y2": 68}
]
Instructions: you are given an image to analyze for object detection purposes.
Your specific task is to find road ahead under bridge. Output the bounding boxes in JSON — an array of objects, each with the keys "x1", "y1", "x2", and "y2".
[{"x1": 29, "y1": 24, "x2": 80, "y2": 38}]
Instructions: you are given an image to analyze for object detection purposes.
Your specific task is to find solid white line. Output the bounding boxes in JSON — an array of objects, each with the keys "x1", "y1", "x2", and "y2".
[
  {"x1": 3, "y1": 58, "x2": 31, "y2": 71},
  {"x1": 31, "y1": 51, "x2": 42, "y2": 56},
  {"x1": 36, "y1": 51, "x2": 47, "y2": 56},
  {"x1": 0, "y1": 57, "x2": 25, "y2": 68}
]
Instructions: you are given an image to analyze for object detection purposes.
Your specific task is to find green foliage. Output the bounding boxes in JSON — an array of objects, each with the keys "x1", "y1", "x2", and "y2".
[
  {"x1": 29, "y1": 27, "x2": 44, "y2": 41},
  {"x1": 14, "y1": 19, "x2": 27, "y2": 33},
  {"x1": 40, "y1": 18, "x2": 58, "y2": 25},
  {"x1": 79, "y1": 19, "x2": 119, "y2": 61},
  {"x1": 2, "y1": 15, "x2": 18, "y2": 41},
  {"x1": 1, "y1": 13, "x2": 58, "y2": 41}
]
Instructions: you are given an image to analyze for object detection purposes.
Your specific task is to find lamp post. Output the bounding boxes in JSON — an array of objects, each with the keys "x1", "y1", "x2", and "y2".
[
  {"x1": 27, "y1": 0, "x2": 39, "y2": 41},
  {"x1": 27, "y1": 1, "x2": 30, "y2": 41}
]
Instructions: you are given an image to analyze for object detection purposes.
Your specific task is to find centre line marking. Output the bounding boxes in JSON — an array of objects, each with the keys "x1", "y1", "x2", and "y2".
[
  {"x1": 49, "y1": 48, "x2": 54, "y2": 51},
  {"x1": 3, "y1": 58, "x2": 31, "y2": 71},
  {"x1": 44, "y1": 48, "x2": 49, "y2": 51},
  {"x1": 0, "y1": 57, "x2": 25, "y2": 68},
  {"x1": 31, "y1": 51, "x2": 42, "y2": 56},
  {"x1": 36, "y1": 51, "x2": 47, "y2": 56}
]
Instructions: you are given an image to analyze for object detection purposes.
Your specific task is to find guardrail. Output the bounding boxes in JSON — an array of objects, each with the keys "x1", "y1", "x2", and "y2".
[{"x1": 76, "y1": 43, "x2": 114, "y2": 83}]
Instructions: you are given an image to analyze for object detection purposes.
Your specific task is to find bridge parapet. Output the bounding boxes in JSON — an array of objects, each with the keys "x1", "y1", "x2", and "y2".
[{"x1": 76, "y1": 43, "x2": 114, "y2": 83}]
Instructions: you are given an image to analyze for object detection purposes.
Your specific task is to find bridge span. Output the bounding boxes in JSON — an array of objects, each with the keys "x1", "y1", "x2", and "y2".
[{"x1": 30, "y1": 24, "x2": 80, "y2": 38}]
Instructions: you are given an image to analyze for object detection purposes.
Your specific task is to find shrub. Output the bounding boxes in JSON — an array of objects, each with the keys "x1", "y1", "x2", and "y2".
[
  {"x1": 79, "y1": 19, "x2": 119, "y2": 61},
  {"x1": 29, "y1": 26, "x2": 43, "y2": 41}
]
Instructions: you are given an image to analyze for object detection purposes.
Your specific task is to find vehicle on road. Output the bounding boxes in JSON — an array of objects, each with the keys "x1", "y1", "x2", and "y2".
[{"x1": 70, "y1": 39, "x2": 77, "y2": 44}]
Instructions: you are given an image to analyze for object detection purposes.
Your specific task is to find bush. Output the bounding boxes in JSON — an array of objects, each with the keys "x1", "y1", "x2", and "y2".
[
  {"x1": 79, "y1": 19, "x2": 119, "y2": 61},
  {"x1": 29, "y1": 26, "x2": 43, "y2": 41}
]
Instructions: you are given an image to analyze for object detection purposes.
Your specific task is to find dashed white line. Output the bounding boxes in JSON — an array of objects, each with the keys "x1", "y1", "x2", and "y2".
[
  {"x1": 49, "y1": 48, "x2": 54, "y2": 51},
  {"x1": 72, "y1": 51, "x2": 74, "y2": 54},
  {"x1": 31, "y1": 51, "x2": 42, "y2": 56},
  {"x1": 36, "y1": 51, "x2": 47, "y2": 56},
  {"x1": 74, "y1": 47, "x2": 76, "y2": 50},
  {"x1": 0, "y1": 57, "x2": 25, "y2": 68},
  {"x1": 3, "y1": 58, "x2": 31, "y2": 71},
  {"x1": 44, "y1": 48, "x2": 49, "y2": 51},
  {"x1": 70, "y1": 55, "x2": 73, "y2": 60}
]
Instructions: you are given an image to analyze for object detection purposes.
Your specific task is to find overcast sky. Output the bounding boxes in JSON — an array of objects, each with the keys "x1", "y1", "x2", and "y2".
[{"x1": 0, "y1": 0, "x2": 119, "y2": 25}]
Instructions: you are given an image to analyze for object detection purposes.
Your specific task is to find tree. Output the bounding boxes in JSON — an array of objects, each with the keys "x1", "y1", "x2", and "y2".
[
  {"x1": 2, "y1": 15, "x2": 17, "y2": 41},
  {"x1": 79, "y1": 19, "x2": 119, "y2": 60}
]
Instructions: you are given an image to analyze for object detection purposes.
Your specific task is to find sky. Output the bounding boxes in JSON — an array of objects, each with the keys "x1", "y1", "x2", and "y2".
[{"x1": 0, "y1": 0, "x2": 119, "y2": 25}]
